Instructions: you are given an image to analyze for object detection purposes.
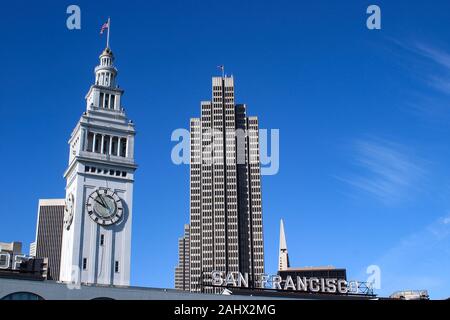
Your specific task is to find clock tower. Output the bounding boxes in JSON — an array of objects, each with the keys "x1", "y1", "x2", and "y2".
[{"x1": 59, "y1": 46, "x2": 137, "y2": 286}]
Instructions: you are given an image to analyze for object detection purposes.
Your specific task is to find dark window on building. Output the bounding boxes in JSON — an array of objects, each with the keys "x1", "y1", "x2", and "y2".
[
  {"x1": 104, "y1": 94, "x2": 109, "y2": 109},
  {"x1": 100, "y1": 234, "x2": 104, "y2": 246},
  {"x1": 87, "y1": 132, "x2": 94, "y2": 152},
  {"x1": 120, "y1": 139, "x2": 127, "y2": 157},
  {"x1": 83, "y1": 258, "x2": 87, "y2": 270},
  {"x1": 111, "y1": 137, "x2": 118, "y2": 156},
  {"x1": 115, "y1": 261, "x2": 119, "y2": 273}
]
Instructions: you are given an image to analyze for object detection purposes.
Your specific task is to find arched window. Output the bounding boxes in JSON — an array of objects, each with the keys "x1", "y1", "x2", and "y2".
[{"x1": 1, "y1": 292, "x2": 44, "y2": 300}]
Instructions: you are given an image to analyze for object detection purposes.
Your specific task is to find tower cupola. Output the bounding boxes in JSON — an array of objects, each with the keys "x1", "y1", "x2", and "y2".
[{"x1": 95, "y1": 47, "x2": 117, "y2": 88}]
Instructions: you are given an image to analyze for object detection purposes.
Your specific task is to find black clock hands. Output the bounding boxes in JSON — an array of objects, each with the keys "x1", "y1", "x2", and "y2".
[
  {"x1": 94, "y1": 198, "x2": 104, "y2": 207},
  {"x1": 95, "y1": 191, "x2": 107, "y2": 208}
]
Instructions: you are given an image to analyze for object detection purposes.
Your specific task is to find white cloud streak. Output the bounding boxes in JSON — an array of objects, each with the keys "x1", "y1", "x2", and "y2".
[
  {"x1": 370, "y1": 214, "x2": 450, "y2": 299},
  {"x1": 413, "y1": 42, "x2": 450, "y2": 70},
  {"x1": 338, "y1": 138, "x2": 426, "y2": 205},
  {"x1": 399, "y1": 41, "x2": 450, "y2": 96}
]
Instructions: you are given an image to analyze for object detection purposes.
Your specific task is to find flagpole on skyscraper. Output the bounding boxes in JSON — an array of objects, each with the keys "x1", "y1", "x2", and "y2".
[{"x1": 217, "y1": 65, "x2": 225, "y2": 78}]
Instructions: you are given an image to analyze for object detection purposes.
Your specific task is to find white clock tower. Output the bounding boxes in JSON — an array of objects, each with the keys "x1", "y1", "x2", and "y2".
[{"x1": 59, "y1": 45, "x2": 137, "y2": 286}]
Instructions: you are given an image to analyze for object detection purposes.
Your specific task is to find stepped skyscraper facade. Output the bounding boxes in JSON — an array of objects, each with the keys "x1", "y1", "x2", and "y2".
[
  {"x1": 187, "y1": 75, "x2": 265, "y2": 292},
  {"x1": 174, "y1": 224, "x2": 190, "y2": 291}
]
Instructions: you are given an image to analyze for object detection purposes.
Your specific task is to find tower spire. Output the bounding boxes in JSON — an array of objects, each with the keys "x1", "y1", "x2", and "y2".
[{"x1": 278, "y1": 219, "x2": 290, "y2": 271}]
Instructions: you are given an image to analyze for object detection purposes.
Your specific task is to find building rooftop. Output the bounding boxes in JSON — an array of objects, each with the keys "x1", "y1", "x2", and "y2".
[
  {"x1": 282, "y1": 266, "x2": 340, "y2": 271},
  {"x1": 0, "y1": 242, "x2": 22, "y2": 254}
]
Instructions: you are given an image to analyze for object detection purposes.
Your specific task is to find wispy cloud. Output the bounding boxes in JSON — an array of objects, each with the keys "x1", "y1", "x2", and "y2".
[
  {"x1": 391, "y1": 39, "x2": 450, "y2": 96},
  {"x1": 410, "y1": 42, "x2": 450, "y2": 96},
  {"x1": 386, "y1": 39, "x2": 450, "y2": 123},
  {"x1": 413, "y1": 42, "x2": 450, "y2": 70},
  {"x1": 425, "y1": 74, "x2": 450, "y2": 95},
  {"x1": 337, "y1": 138, "x2": 426, "y2": 205},
  {"x1": 357, "y1": 214, "x2": 450, "y2": 299}
]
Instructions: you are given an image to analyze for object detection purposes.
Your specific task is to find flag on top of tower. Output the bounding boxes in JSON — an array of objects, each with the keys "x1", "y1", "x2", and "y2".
[
  {"x1": 217, "y1": 65, "x2": 225, "y2": 77},
  {"x1": 100, "y1": 20, "x2": 109, "y2": 34},
  {"x1": 100, "y1": 18, "x2": 111, "y2": 49}
]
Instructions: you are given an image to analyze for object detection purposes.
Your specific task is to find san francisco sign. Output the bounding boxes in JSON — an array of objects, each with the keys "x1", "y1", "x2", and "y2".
[{"x1": 211, "y1": 271, "x2": 373, "y2": 295}]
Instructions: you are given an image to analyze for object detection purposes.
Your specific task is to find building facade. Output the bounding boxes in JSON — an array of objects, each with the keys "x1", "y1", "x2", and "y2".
[
  {"x1": 189, "y1": 75, "x2": 265, "y2": 292},
  {"x1": 29, "y1": 242, "x2": 36, "y2": 257},
  {"x1": 0, "y1": 277, "x2": 289, "y2": 300},
  {"x1": 0, "y1": 242, "x2": 22, "y2": 255},
  {"x1": 34, "y1": 199, "x2": 65, "y2": 280},
  {"x1": 59, "y1": 46, "x2": 137, "y2": 286},
  {"x1": 174, "y1": 224, "x2": 190, "y2": 291},
  {"x1": 0, "y1": 242, "x2": 48, "y2": 281}
]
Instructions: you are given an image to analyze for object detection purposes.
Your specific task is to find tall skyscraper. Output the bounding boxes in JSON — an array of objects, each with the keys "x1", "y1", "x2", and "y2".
[
  {"x1": 174, "y1": 224, "x2": 190, "y2": 291},
  {"x1": 189, "y1": 75, "x2": 264, "y2": 292},
  {"x1": 34, "y1": 199, "x2": 65, "y2": 280},
  {"x1": 59, "y1": 45, "x2": 137, "y2": 286},
  {"x1": 278, "y1": 219, "x2": 290, "y2": 271}
]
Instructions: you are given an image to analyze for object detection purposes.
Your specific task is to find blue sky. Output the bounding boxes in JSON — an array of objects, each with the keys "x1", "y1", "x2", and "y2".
[{"x1": 1, "y1": 1, "x2": 450, "y2": 299}]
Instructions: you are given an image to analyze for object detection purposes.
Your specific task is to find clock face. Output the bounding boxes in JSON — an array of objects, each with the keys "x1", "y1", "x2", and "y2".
[
  {"x1": 86, "y1": 188, "x2": 123, "y2": 226},
  {"x1": 64, "y1": 193, "x2": 74, "y2": 230}
]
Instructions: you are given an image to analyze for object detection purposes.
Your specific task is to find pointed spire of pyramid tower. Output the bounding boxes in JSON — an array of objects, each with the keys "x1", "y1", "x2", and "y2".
[{"x1": 278, "y1": 219, "x2": 290, "y2": 271}]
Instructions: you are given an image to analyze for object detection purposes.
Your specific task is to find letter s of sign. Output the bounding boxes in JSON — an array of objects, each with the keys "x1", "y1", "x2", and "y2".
[
  {"x1": 366, "y1": 5, "x2": 381, "y2": 30},
  {"x1": 211, "y1": 271, "x2": 223, "y2": 286}
]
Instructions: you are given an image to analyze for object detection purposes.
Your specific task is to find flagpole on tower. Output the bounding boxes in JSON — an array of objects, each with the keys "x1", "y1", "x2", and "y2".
[
  {"x1": 217, "y1": 65, "x2": 225, "y2": 78},
  {"x1": 106, "y1": 17, "x2": 110, "y2": 48}
]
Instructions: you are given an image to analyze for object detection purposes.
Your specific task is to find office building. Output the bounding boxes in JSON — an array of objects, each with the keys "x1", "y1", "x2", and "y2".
[
  {"x1": 34, "y1": 199, "x2": 65, "y2": 280},
  {"x1": 278, "y1": 266, "x2": 347, "y2": 282},
  {"x1": 189, "y1": 75, "x2": 265, "y2": 292},
  {"x1": 0, "y1": 242, "x2": 22, "y2": 255},
  {"x1": 29, "y1": 242, "x2": 36, "y2": 257},
  {"x1": 174, "y1": 224, "x2": 190, "y2": 291}
]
